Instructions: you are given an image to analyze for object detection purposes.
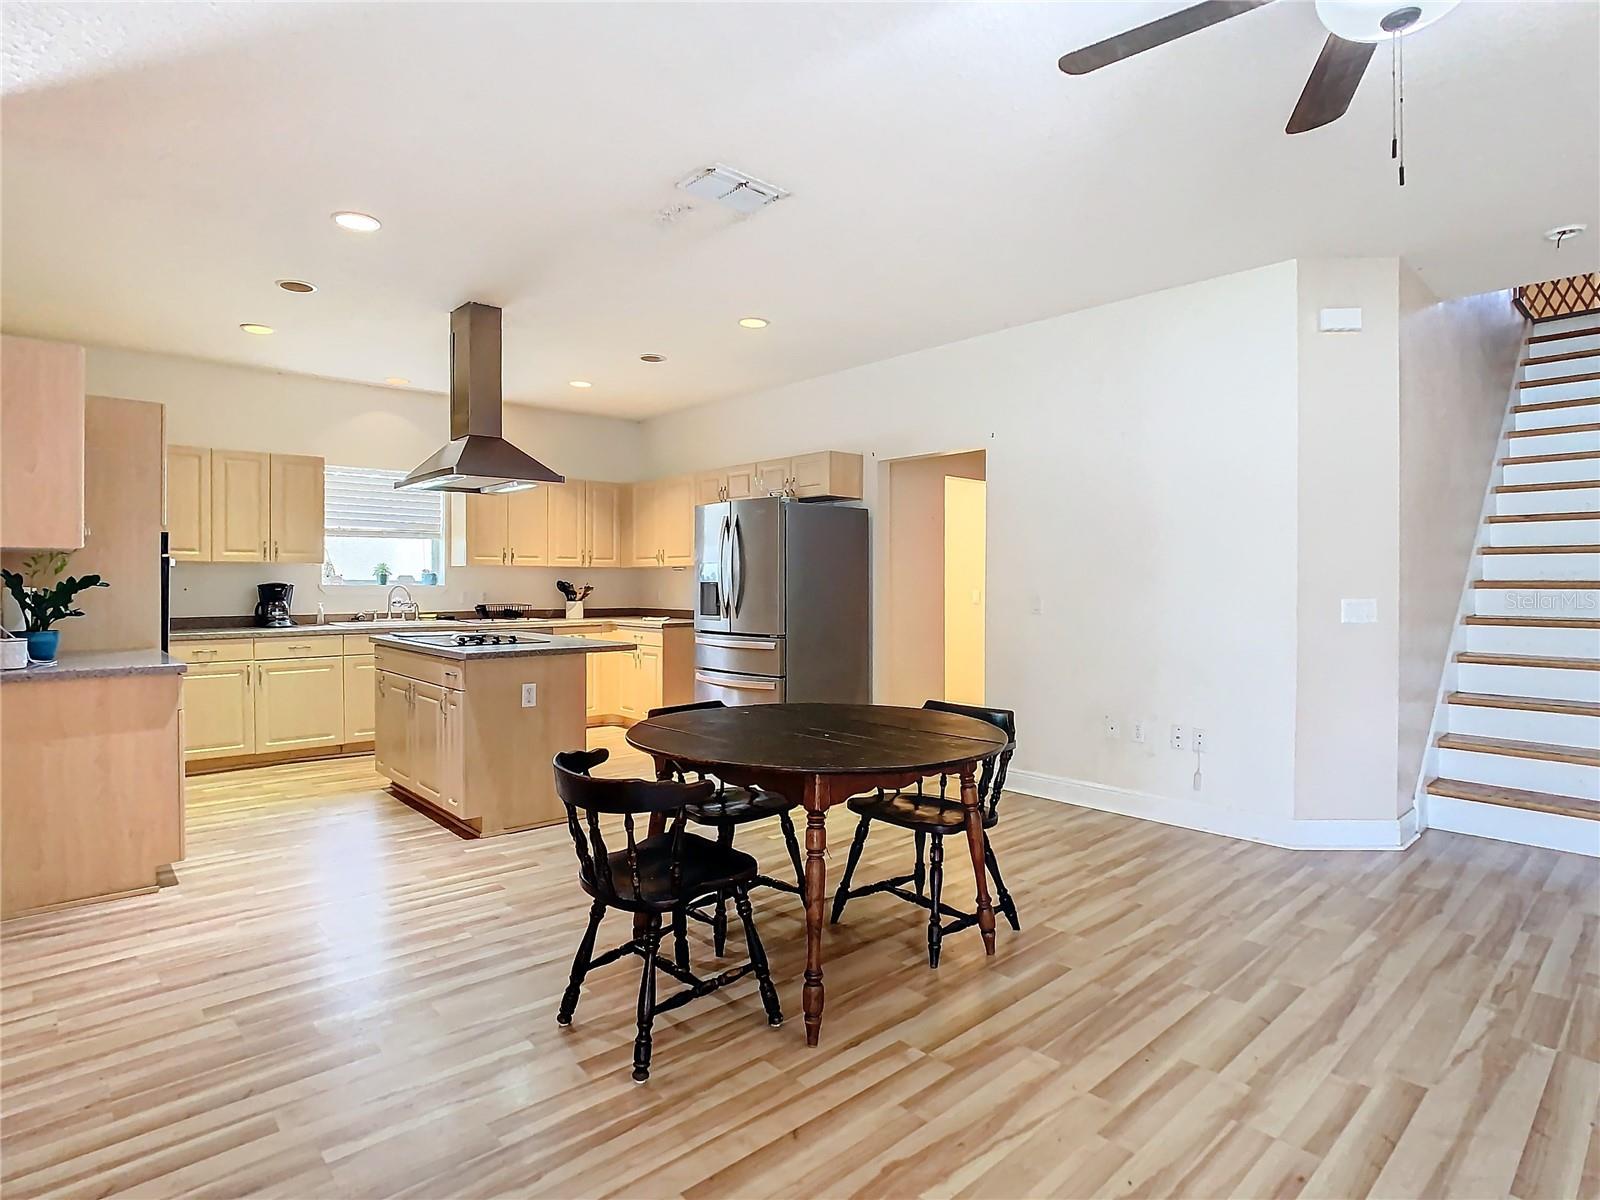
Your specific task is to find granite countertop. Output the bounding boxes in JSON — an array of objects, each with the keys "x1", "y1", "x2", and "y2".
[
  {"x1": 171, "y1": 615, "x2": 691, "y2": 641},
  {"x1": 0, "y1": 649, "x2": 187, "y2": 684},
  {"x1": 369, "y1": 631, "x2": 635, "y2": 661}
]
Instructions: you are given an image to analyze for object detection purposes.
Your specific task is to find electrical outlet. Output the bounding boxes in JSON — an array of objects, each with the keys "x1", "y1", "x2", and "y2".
[
  {"x1": 1193, "y1": 728, "x2": 1207, "y2": 753},
  {"x1": 1103, "y1": 716, "x2": 1120, "y2": 740},
  {"x1": 521, "y1": 683, "x2": 538, "y2": 708},
  {"x1": 1170, "y1": 724, "x2": 1186, "y2": 751},
  {"x1": 1132, "y1": 720, "x2": 1147, "y2": 745}
]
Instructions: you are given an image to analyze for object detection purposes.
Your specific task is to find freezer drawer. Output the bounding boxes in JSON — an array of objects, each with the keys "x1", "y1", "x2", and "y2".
[
  {"x1": 694, "y1": 668, "x2": 786, "y2": 706},
  {"x1": 694, "y1": 632, "x2": 785, "y2": 677}
]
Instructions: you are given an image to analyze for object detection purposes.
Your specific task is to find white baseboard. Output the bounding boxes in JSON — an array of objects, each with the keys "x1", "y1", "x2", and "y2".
[
  {"x1": 1422, "y1": 794, "x2": 1600, "y2": 858},
  {"x1": 1007, "y1": 770, "x2": 1420, "y2": 851}
]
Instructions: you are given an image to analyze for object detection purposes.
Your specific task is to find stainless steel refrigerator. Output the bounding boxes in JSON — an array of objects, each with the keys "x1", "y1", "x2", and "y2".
[{"x1": 693, "y1": 497, "x2": 868, "y2": 704}]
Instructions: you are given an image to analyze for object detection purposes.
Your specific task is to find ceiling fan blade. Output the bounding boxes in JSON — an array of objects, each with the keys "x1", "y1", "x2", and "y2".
[
  {"x1": 1058, "y1": 1, "x2": 1275, "y2": 75},
  {"x1": 1286, "y1": 34, "x2": 1377, "y2": 134}
]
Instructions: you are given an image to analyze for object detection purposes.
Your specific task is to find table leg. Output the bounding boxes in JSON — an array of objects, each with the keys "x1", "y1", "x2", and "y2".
[
  {"x1": 959, "y1": 761, "x2": 997, "y2": 955},
  {"x1": 802, "y1": 775, "x2": 829, "y2": 1046}
]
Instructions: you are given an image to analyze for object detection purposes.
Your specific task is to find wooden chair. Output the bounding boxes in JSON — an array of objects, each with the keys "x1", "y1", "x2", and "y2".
[
  {"x1": 552, "y1": 748, "x2": 782, "y2": 1082},
  {"x1": 828, "y1": 700, "x2": 1018, "y2": 968},
  {"x1": 647, "y1": 700, "x2": 806, "y2": 956}
]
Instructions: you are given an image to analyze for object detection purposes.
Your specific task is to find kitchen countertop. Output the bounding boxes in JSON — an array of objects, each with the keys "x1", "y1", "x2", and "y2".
[
  {"x1": 0, "y1": 649, "x2": 187, "y2": 684},
  {"x1": 370, "y1": 631, "x2": 635, "y2": 661},
  {"x1": 170, "y1": 616, "x2": 691, "y2": 641}
]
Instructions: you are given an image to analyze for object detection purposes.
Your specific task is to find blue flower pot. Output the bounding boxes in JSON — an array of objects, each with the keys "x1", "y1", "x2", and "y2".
[{"x1": 26, "y1": 630, "x2": 59, "y2": 663}]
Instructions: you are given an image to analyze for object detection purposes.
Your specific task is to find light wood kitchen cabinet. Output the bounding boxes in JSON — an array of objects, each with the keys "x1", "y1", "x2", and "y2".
[
  {"x1": 630, "y1": 476, "x2": 693, "y2": 566},
  {"x1": 343, "y1": 656, "x2": 376, "y2": 742},
  {"x1": 547, "y1": 480, "x2": 586, "y2": 567},
  {"x1": 269, "y1": 453, "x2": 326, "y2": 563},
  {"x1": 507, "y1": 487, "x2": 550, "y2": 566},
  {"x1": 181, "y1": 661, "x2": 256, "y2": 760},
  {"x1": 166, "y1": 445, "x2": 212, "y2": 561},
  {"x1": 789, "y1": 450, "x2": 863, "y2": 500},
  {"x1": 755, "y1": 458, "x2": 791, "y2": 496},
  {"x1": 0, "y1": 335, "x2": 86, "y2": 550},
  {"x1": 695, "y1": 471, "x2": 725, "y2": 506},
  {"x1": 450, "y1": 487, "x2": 550, "y2": 567},
  {"x1": 407, "y1": 680, "x2": 448, "y2": 806},
  {"x1": 585, "y1": 482, "x2": 625, "y2": 567},
  {"x1": 631, "y1": 479, "x2": 662, "y2": 565},
  {"x1": 636, "y1": 640, "x2": 663, "y2": 715},
  {"x1": 374, "y1": 670, "x2": 411, "y2": 787},
  {"x1": 211, "y1": 450, "x2": 272, "y2": 562},
  {"x1": 726, "y1": 464, "x2": 757, "y2": 499},
  {"x1": 254, "y1": 656, "x2": 344, "y2": 754}
]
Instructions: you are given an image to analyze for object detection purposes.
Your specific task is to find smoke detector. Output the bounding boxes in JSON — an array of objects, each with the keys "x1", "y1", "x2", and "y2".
[{"x1": 677, "y1": 164, "x2": 788, "y2": 214}]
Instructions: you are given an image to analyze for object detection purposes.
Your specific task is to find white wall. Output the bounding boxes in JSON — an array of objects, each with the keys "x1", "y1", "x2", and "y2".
[
  {"x1": 642, "y1": 262, "x2": 1303, "y2": 821},
  {"x1": 85, "y1": 347, "x2": 658, "y2": 618}
]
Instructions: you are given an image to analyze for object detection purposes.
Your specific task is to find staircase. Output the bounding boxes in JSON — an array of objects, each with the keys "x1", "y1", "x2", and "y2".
[{"x1": 1424, "y1": 308, "x2": 1600, "y2": 855}]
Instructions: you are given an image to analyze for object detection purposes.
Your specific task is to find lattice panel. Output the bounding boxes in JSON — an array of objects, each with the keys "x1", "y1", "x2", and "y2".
[{"x1": 1516, "y1": 273, "x2": 1600, "y2": 320}]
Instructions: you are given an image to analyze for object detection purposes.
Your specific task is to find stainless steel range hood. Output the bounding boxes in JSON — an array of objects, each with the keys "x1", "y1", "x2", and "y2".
[{"x1": 396, "y1": 302, "x2": 565, "y2": 494}]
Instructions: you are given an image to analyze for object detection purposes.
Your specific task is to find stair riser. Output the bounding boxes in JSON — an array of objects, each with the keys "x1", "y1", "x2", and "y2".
[
  {"x1": 1446, "y1": 705, "x2": 1600, "y2": 746},
  {"x1": 1495, "y1": 486, "x2": 1599, "y2": 515},
  {"x1": 1481, "y1": 552, "x2": 1600, "y2": 581},
  {"x1": 1529, "y1": 330, "x2": 1600, "y2": 357},
  {"x1": 1473, "y1": 588, "x2": 1600, "y2": 617},
  {"x1": 1436, "y1": 749, "x2": 1600, "y2": 800},
  {"x1": 1501, "y1": 458, "x2": 1598, "y2": 485},
  {"x1": 1520, "y1": 378, "x2": 1600, "y2": 403},
  {"x1": 1515, "y1": 401, "x2": 1600, "y2": 432},
  {"x1": 1456, "y1": 662, "x2": 1600, "y2": 702},
  {"x1": 1465, "y1": 624, "x2": 1600, "y2": 656},
  {"x1": 1524, "y1": 351, "x2": 1600, "y2": 381},
  {"x1": 1533, "y1": 313, "x2": 1600, "y2": 336},
  {"x1": 1489, "y1": 519, "x2": 1600, "y2": 546},
  {"x1": 1509, "y1": 430, "x2": 1600, "y2": 457},
  {"x1": 1425, "y1": 796, "x2": 1600, "y2": 857}
]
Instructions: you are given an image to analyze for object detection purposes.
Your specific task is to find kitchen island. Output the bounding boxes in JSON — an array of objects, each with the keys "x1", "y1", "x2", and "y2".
[{"x1": 371, "y1": 630, "x2": 631, "y2": 836}]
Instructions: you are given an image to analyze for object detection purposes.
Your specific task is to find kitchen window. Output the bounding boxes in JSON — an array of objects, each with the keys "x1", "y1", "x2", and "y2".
[{"x1": 323, "y1": 465, "x2": 445, "y2": 586}]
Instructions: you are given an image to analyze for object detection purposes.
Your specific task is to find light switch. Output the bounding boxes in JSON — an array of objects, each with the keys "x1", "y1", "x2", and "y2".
[
  {"x1": 1341, "y1": 598, "x2": 1378, "y2": 624},
  {"x1": 1319, "y1": 307, "x2": 1363, "y2": 332},
  {"x1": 521, "y1": 683, "x2": 538, "y2": 707}
]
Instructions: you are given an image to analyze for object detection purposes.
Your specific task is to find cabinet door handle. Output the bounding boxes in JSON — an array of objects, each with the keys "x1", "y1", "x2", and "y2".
[
  {"x1": 510, "y1": 548, "x2": 516, "y2": 565},
  {"x1": 273, "y1": 540, "x2": 279, "y2": 559},
  {"x1": 261, "y1": 540, "x2": 268, "y2": 558}
]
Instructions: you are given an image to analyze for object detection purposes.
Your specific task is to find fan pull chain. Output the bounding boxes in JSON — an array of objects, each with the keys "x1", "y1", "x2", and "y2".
[
  {"x1": 1397, "y1": 32, "x2": 1406, "y2": 187},
  {"x1": 1390, "y1": 33, "x2": 1399, "y2": 167}
]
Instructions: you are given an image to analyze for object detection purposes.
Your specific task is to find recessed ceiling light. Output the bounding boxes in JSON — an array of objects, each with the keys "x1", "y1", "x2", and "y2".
[
  {"x1": 332, "y1": 211, "x2": 381, "y2": 233},
  {"x1": 239, "y1": 323, "x2": 274, "y2": 336},
  {"x1": 276, "y1": 279, "x2": 317, "y2": 293},
  {"x1": 639, "y1": 353, "x2": 666, "y2": 363},
  {"x1": 568, "y1": 379, "x2": 593, "y2": 389},
  {"x1": 384, "y1": 376, "x2": 410, "y2": 386},
  {"x1": 738, "y1": 317, "x2": 769, "y2": 329}
]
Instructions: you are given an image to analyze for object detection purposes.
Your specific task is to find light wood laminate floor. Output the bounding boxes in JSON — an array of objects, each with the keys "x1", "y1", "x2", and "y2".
[{"x1": 2, "y1": 730, "x2": 1595, "y2": 1200}]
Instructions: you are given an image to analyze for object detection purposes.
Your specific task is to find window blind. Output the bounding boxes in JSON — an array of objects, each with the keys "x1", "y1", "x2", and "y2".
[{"x1": 324, "y1": 465, "x2": 444, "y2": 538}]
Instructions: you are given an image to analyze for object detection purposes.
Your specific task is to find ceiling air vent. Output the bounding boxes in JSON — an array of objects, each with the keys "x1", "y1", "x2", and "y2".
[{"x1": 676, "y1": 164, "x2": 788, "y2": 214}]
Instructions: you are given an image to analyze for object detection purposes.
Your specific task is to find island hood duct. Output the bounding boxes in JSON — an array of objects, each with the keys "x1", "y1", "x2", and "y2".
[{"x1": 395, "y1": 302, "x2": 565, "y2": 494}]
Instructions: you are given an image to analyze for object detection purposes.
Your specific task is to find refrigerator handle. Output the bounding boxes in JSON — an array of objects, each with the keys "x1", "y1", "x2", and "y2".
[
  {"x1": 731, "y1": 514, "x2": 744, "y2": 618},
  {"x1": 719, "y1": 514, "x2": 732, "y2": 618}
]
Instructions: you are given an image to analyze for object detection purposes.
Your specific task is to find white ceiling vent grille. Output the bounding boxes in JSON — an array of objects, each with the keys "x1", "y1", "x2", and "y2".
[{"x1": 676, "y1": 164, "x2": 788, "y2": 214}]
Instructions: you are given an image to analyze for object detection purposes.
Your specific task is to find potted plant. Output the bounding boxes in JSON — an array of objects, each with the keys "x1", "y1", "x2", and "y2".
[
  {"x1": 1, "y1": 551, "x2": 109, "y2": 664},
  {"x1": 373, "y1": 562, "x2": 391, "y2": 585},
  {"x1": 420, "y1": 570, "x2": 438, "y2": 586}
]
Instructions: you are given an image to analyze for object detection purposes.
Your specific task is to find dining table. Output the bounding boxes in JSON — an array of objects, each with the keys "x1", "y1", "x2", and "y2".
[{"x1": 626, "y1": 702, "x2": 1012, "y2": 1046}]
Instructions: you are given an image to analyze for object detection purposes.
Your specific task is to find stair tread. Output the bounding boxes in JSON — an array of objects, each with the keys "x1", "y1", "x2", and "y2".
[
  {"x1": 1519, "y1": 371, "x2": 1600, "y2": 389},
  {"x1": 1456, "y1": 651, "x2": 1599, "y2": 670},
  {"x1": 1446, "y1": 692, "x2": 1600, "y2": 717},
  {"x1": 1465, "y1": 615, "x2": 1600, "y2": 629},
  {"x1": 1528, "y1": 325, "x2": 1600, "y2": 345},
  {"x1": 1485, "y1": 511, "x2": 1599, "y2": 523},
  {"x1": 1435, "y1": 733, "x2": 1599, "y2": 767},
  {"x1": 1524, "y1": 350, "x2": 1600, "y2": 367},
  {"x1": 1426, "y1": 778, "x2": 1599, "y2": 821},
  {"x1": 1491, "y1": 480, "x2": 1593, "y2": 492},
  {"x1": 1500, "y1": 450, "x2": 1600, "y2": 466},
  {"x1": 1478, "y1": 543, "x2": 1600, "y2": 554},
  {"x1": 1471, "y1": 578, "x2": 1599, "y2": 587},
  {"x1": 1512, "y1": 396, "x2": 1600, "y2": 415},
  {"x1": 1507, "y1": 422, "x2": 1600, "y2": 438}
]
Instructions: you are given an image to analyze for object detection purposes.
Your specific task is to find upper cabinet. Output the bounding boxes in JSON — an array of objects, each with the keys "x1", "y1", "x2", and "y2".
[
  {"x1": 449, "y1": 487, "x2": 551, "y2": 567},
  {"x1": 693, "y1": 452, "x2": 862, "y2": 504},
  {"x1": 169, "y1": 445, "x2": 324, "y2": 564},
  {"x1": 1, "y1": 336, "x2": 86, "y2": 550},
  {"x1": 547, "y1": 480, "x2": 587, "y2": 567},
  {"x1": 584, "y1": 482, "x2": 625, "y2": 567},
  {"x1": 506, "y1": 487, "x2": 550, "y2": 566},
  {"x1": 632, "y1": 475, "x2": 694, "y2": 566}
]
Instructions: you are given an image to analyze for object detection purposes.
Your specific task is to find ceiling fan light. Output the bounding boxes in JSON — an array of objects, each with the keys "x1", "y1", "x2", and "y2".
[{"x1": 1313, "y1": 0, "x2": 1461, "y2": 43}]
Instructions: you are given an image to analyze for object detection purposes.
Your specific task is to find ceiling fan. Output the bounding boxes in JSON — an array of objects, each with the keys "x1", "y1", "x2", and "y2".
[{"x1": 1058, "y1": 0, "x2": 1462, "y2": 136}]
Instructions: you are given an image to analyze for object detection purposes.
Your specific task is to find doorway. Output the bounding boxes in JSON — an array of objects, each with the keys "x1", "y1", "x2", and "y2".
[{"x1": 884, "y1": 450, "x2": 986, "y2": 707}]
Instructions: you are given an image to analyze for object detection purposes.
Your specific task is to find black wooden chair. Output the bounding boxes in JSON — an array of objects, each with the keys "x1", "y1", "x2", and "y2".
[
  {"x1": 829, "y1": 700, "x2": 1018, "y2": 968},
  {"x1": 647, "y1": 700, "x2": 806, "y2": 956},
  {"x1": 552, "y1": 748, "x2": 782, "y2": 1082}
]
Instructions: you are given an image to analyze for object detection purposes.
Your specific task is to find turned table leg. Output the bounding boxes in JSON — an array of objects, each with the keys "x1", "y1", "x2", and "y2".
[
  {"x1": 959, "y1": 761, "x2": 997, "y2": 955},
  {"x1": 802, "y1": 775, "x2": 829, "y2": 1046}
]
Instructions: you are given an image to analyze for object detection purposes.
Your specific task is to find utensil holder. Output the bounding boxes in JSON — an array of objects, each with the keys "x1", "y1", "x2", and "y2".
[
  {"x1": 1, "y1": 630, "x2": 26, "y2": 671},
  {"x1": 565, "y1": 601, "x2": 584, "y2": 620}
]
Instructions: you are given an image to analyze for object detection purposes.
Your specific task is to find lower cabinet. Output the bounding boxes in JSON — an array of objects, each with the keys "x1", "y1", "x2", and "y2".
[
  {"x1": 374, "y1": 671, "x2": 470, "y2": 821},
  {"x1": 374, "y1": 669, "x2": 412, "y2": 787},
  {"x1": 182, "y1": 661, "x2": 256, "y2": 760},
  {"x1": 255, "y1": 657, "x2": 344, "y2": 754},
  {"x1": 589, "y1": 628, "x2": 689, "y2": 725},
  {"x1": 343, "y1": 656, "x2": 376, "y2": 742}
]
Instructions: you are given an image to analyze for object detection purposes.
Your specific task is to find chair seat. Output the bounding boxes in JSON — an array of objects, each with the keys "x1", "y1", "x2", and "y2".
[
  {"x1": 684, "y1": 786, "x2": 796, "y2": 826},
  {"x1": 580, "y1": 831, "x2": 758, "y2": 911},
  {"x1": 848, "y1": 788, "x2": 999, "y2": 832}
]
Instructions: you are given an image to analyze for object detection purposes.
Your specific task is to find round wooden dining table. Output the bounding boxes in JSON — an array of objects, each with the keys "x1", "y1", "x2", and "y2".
[{"x1": 626, "y1": 702, "x2": 1011, "y2": 1046}]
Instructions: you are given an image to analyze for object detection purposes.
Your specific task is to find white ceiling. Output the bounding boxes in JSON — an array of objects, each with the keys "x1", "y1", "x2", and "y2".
[{"x1": 3, "y1": 1, "x2": 1597, "y2": 418}]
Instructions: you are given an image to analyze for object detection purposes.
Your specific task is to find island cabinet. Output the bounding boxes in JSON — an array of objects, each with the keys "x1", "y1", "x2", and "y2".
[{"x1": 374, "y1": 644, "x2": 603, "y2": 836}]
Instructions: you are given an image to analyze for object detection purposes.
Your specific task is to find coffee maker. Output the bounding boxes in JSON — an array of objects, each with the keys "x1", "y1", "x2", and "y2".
[{"x1": 254, "y1": 582, "x2": 294, "y2": 628}]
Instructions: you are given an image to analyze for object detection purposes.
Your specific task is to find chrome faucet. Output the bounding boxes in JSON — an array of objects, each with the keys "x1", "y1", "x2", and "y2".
[{"x1": 386, "y1": 584, "x2": 419, "y2": 620}]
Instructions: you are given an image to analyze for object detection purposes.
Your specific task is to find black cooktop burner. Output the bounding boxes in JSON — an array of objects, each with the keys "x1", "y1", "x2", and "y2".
[{"x1": 453, "y1": 633, "x2": 521, "y2": 647}]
